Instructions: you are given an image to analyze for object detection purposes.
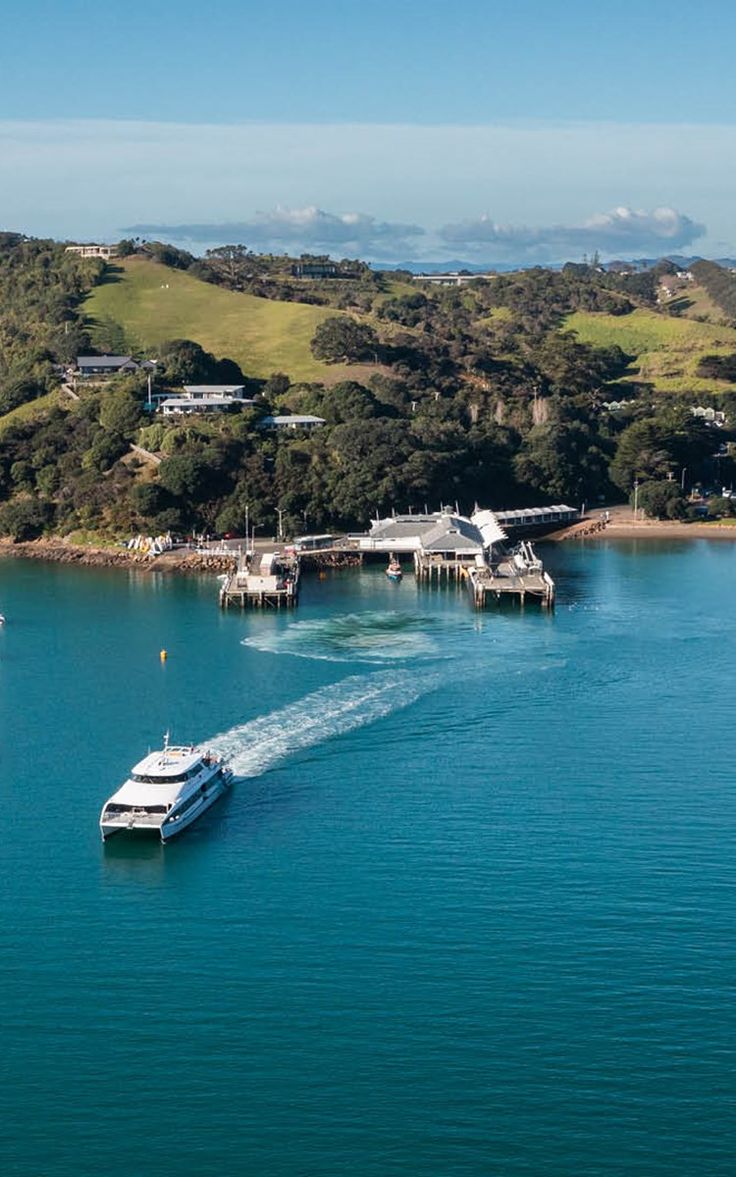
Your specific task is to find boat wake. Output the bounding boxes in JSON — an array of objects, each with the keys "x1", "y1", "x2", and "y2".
[
  {"x1": 207, "y1": 668, "x2": 437, "y2": 778},
  {"x1": 242, "y1": 610, "x2": 441, "y2": 664}
]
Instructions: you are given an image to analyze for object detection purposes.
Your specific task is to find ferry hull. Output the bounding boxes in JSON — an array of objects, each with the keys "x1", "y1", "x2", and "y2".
[
  {"x1": 160, "y1": 778, "x2": 230, "y2": 842},
  {"x1": 100, "y1": 773, "x2": 231, "y2": 843}
]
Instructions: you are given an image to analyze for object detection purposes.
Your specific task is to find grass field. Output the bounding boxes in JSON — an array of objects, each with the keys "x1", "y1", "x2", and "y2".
[
  {"x1": 667, "y1": 282, "x2": 731, "y2": 326},
  {"x1": 0, "y1": 390, "x2": 60, "y2": 436},
  {"x1": 564, "y1": 309, "x2": 736, "y2": 394},
  {"x1": 83, "y1": 259, "x2": 382, "y2": 385}
]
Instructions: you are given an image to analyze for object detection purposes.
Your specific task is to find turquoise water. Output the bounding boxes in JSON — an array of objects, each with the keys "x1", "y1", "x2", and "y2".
[{"x1": 1, "y1": 543, "x2": 735, "y2": 1176}]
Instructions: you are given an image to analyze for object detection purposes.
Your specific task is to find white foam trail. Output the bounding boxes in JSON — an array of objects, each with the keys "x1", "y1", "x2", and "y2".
[
  {"x1": 241, "y1": 611, "x2": 439, "y2": 664},
  {"x1": 207, "y1": 669, "x2": 436, "y2": 779}
]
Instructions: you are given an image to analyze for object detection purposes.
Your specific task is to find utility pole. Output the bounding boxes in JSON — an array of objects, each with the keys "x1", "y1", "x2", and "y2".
[
  {"x1": 633, "y1": 478, "x2": 639, "y2": 519},
  {"x1": 276, "y1": 507, "x2": 284, "y2": 543},
  {"x1": 681, "y1": 467, "x2": 687, "y2": 492}
]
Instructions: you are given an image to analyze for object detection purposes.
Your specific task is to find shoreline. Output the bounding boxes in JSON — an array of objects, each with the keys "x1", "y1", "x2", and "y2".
[
  {"x1": 550, "y1": 518, "x2": 736, "y2": 542},
  {"x1": 2, "y1": 517, "x2": 736, "y2": 576},
  {"x1": 0, "y1": 537, "x2": 237, "y2": 574}
]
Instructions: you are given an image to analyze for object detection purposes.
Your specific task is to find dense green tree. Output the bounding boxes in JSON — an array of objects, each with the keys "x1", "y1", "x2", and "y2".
[
  {"x1": 634, "y1": 480, "x2": 686, "y2": 519},
  {"x1": 132, "y1": 483, "x2": 171, "y2": 517},
  {"x1": 157, "y1": 339, "x2": 243, "y2": 385},
  {"x1": 320, "y1": 381, "x2": 378, "y2": 424},
  {"x1": 696, "y1": 354, "x2": 736, "y2": 381},
  {"x1": 0, "y1": 497, "x2": 52, "y2": 539},
  {"x1": 514, "y1": 419, "x2": 609, "y2": 503},
  {"x1": 310, "y1": 317, "x2": 380, "y2": 364},
  {"x1": 99, "y1": 386, "x2": 144, "y2": 437},
  {"x1": 158, "y1": 454, "x2": 211, "y2": 500},
  {"x1": 707, "y1": 495, "x2": 735, "y2": 518}
]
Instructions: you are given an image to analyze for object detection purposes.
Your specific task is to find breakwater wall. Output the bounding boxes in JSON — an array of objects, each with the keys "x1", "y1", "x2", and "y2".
[{"x1": 0, "y1": 539, "x2": 237, "y2": 575}]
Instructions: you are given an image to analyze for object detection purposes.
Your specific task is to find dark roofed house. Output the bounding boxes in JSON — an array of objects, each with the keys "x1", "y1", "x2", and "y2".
[
  {"x1": 291, "y1": 262, "x2": 339, "y2": 279},
  {"x1": 76, "y1": 355, "x2": 140, "y2": 378}
]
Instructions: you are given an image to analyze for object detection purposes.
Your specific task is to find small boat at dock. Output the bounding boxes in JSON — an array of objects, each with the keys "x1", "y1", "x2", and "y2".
[
  {"x1": 386, "y1": 556, "x2": 402, "y2": 582},
  {"x1": 99, "y1": 734, "x2": 232, "y2": 843}
]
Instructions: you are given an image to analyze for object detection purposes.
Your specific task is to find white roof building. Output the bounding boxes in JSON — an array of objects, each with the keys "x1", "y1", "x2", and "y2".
[
  {"x1": 160, "y1": 395, "x2": 256, "y2": 416},
  {"x1": 182, "y1": 385, "x2": 248, "y2": 398},
  {"x1": 258, "y1": 414, "x2": 326, "y2": 430},
  {"x1": 65, "y1": 244, "x2": 120, "y2": 260},
  {"x1": 358, "y1": 511, "x2": 499, "y2": 557}
]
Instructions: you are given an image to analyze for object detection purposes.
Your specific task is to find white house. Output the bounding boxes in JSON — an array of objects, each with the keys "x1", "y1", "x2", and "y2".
[
  {"x1": 181, "y1": 385, "x2": 249, "y2": 399},
  {"x1": 258, "y1": 414, "x2": 326, "y2": 431},
  {"x1": 156, "y1": 385, "x2": 256, "y2": 415},
  {"x1": 65, "y1": 244, "x2": 120, "y2": 260},
  {"x1": 160, "y1": 394, "x2": 256, "y2": 416}
]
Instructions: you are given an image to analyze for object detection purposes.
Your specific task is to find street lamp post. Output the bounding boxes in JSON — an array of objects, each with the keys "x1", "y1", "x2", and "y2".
[
  {"x1": 681, "y1": 467, "x2": 687, "y2": 492},
  {"x1": 633, "y1": 478, "x2": 639, "y2": 520},
  {"x1": 276, "y1": 508, "x2": 285, "y2": 543}
]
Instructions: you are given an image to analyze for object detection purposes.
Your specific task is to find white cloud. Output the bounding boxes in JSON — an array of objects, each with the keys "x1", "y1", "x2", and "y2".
[
  {"x1": 0, "y1": 120, "x2": 730, "y2": 260},
  {"x1": 123, "y1": 205, "x2": 425, "y2": 254},
  {"x1": 439, "y1": 206, "x2": 706, "y2": 261}
]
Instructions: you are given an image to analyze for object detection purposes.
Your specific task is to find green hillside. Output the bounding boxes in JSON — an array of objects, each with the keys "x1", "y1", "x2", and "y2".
[
  {"x1": 0, "y1": 390, "x2": 60, "y2": 436},
  {"x1": 83, "y1": 258, "x2": 379, "y2": 385},
  {"x1": 564, "y1": 308, "x2": 736, "y2": 394}
]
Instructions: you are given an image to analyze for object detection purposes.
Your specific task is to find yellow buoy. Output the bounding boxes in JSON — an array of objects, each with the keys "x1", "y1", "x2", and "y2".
[{"x1": 160, "y1": 649, "x2": 168, "y2": 662}]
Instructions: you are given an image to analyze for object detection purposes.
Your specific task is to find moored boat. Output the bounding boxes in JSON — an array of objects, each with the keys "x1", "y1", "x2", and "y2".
[
  {"x1": 99, "y1": 734, "x2": 232, "y2": 843},
  {"x1": 386, "y1": 555, "x2": 402, "y2": 582}
]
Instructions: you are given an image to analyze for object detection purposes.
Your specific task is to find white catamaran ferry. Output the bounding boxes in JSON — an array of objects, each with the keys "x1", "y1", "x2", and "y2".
[{"x1": 99, "y1": 735, "x2": 232, "y2": 843}]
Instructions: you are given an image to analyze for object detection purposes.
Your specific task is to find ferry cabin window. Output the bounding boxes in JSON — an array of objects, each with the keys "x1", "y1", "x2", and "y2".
[
  {"x1": 105, "y1": 803, "x2": 168, "y2": 814},
  {"x1": 132, "y1": 766, "x2": 200, "y2": 784}
]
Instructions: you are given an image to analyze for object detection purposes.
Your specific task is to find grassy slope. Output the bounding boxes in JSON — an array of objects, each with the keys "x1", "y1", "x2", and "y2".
[
  {"x1": 83, "y1": 259, "x2": 381, "y2": 386},
  {"x1": 667, "y1": 282, "x2": 731, "y2": 326},
  {"x1": 564, "y1": 308, "x2": 736, "y2": 394},
  {"x1": 0, "y1": 390, "x2": 60, "y2": 436}
]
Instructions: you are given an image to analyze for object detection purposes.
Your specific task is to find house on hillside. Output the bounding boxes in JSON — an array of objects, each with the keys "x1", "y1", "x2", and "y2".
[
  {"x1": 258, "y1": 414, "x2": 326, "y2": 431},
  {"x1": 411, "y1": 272, "x2": 495, "y2": 287},
  {"x1": 691, "y1": 405, "x2": 727, "y2": 427},
  {"x1": 65, "y1": 244, "x2": 120, "y2": 260},
  {"x1": 291, "y1": 262, "x2": 339, "y2": 279},
  {"x1": 75, "y1": 355, "x2": 142, "y2": 378},
  {"x1": 159, "y1": 386, "x2": 257, "y2": 416},
  {"x1": 181, "y1": 385, "x2": 249, "y2": 400}
]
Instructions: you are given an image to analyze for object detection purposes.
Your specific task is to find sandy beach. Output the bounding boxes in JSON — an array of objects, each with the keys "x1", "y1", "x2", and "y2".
[{"x1": 550, "y1": 508, "x2": 736, "y2": 542}]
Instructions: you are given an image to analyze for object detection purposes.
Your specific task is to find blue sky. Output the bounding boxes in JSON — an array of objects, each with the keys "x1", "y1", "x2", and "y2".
[{"x1": 1, "y1": 0, "x2": 735, "y2": 261}]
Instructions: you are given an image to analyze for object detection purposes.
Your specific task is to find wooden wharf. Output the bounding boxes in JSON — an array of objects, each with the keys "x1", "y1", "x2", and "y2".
[
  {"x1": 219, "y1": 553, "x2": 300, "y2": 609},
  {"x1": 465, "y1": 561, "x2": 555, "y2": 609},
  {"x1": 413, "y1": 551, "x2": 474, "y2": 583}
]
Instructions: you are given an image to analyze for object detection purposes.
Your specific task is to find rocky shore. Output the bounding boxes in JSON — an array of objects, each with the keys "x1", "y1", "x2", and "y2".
[{"x1": 0, "y1": 538, "x2": 237, "y2": 574}]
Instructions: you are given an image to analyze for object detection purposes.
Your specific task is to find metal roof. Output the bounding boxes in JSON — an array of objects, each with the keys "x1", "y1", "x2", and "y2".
[
  {"x1": 420, "y1": 515, "x2": 484, "y2": 552},
  {"x1": 368, "y1": 518, "x2": 436, "y2": 541},
  {"x1": 471, "y1": 509, "x2": 507, "y2": 546},
  {"x1": 493, "y1": 504, "x2": 577, "y2": 521},
  {"x1": 259, "y1": 414, "x2": 326, "y2": 426},
  {"x1": 161, "y1": 396, "x2": 244, "y2": 408},
  {"x1": 77, "y1": 355, "x2": 136, "y2": 368},
  {"x1": 182, "y1": 384, "x2": 246, "y2": 394}
]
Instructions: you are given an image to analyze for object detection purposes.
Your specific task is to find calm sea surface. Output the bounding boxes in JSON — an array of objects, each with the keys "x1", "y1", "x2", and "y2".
[{"x1": 1, "y1": 542, "x2": 735, "y2": 1176}]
